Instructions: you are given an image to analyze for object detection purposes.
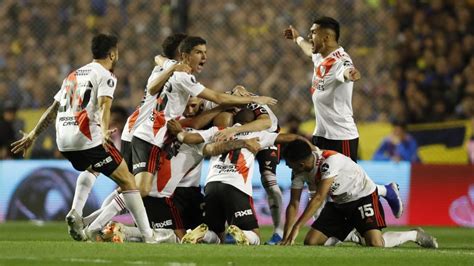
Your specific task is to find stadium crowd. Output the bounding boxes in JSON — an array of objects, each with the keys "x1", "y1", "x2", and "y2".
[{"x1": 0, "y1": 0, "x2": 473, "y2": 159}]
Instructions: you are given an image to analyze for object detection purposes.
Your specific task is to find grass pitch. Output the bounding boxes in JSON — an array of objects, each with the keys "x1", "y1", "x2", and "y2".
[{"x1": 0, "y1": 222, "x2": 473, "y2": 266}]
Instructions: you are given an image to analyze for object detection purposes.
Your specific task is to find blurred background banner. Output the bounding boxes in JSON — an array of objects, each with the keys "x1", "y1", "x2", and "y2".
[{"x1": 1, "y1": 159, "x2": 473, "y2": 227}]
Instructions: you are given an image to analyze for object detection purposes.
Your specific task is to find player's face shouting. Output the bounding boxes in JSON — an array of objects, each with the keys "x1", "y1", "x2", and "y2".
[
  {"x1": 309, "y1": 24, "x2": 322, "y2": 54},
  {"x1": 186, "y1": 44, "x2": 207, "y2": 73}
]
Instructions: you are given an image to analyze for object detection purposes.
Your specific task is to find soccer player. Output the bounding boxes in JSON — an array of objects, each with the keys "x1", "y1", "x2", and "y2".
[
  {"x1": 10, "y1": 33, "x2": 157, "y2": 243},
  {"x1": 180, "y1": 109, "x2": 304, "y2": 245},
  {"x1": 130, "y1": 36, "x2": 277, "y2": 211},
  {"x1": 77, "y1": 33, "x2": 191, "y2": 234},
  {"x1": 212, "y1": 87, "x2": 285, "y2": 245},
  {"x1": 280, "y1": 140, "x2": 438, "y2": 249},
  {"x1": 284, "y1": 17, "x2": 403, "y2": 218}
]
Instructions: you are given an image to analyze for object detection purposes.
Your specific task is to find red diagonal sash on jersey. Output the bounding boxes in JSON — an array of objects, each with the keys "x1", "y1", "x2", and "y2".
[
  {"x1": 310, "y1": 57, "x2": 336, "y2": 95},
  {"x1": 234, "y1": 152, "x2": 249, "y2": 183},
  {"x1": 75, "y1": 109, "x2": 92, "y2": 140},
  {"x1": 128, "y1": 109, "x2": 140, "y2": 133},
  {"x1": 152, "y1": 110, "x2": 166, "y2": 136},
  {"x1": 157, "y1": 152, "x2": 172, "y2": 192}
]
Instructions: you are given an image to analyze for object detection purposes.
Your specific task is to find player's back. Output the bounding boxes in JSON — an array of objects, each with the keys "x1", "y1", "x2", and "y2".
[
  {"x1": 206, "y1": 126, "x2": 278, "y2": 196},
  {"x1": 121, "y1": 59, "x2": 177, "y2": 142},
  {"x1": 55, "y1": 62, "x2": 117, "y2": 151}
]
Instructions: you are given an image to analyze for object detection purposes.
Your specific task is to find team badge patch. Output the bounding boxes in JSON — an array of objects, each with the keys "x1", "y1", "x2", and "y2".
[
  {"x1": 107, "y1": 79, "x2": 115, "y2": 87},
  {"x1": 321, "y1": 163, "x2": 329, "y2": 173}
]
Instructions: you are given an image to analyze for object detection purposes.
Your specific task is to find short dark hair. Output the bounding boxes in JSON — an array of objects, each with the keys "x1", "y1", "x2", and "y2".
[
  {"x1": 178, "y1": 36, "x2": 206, "y2": 54},
  {"x1": 313, "y1": 16, "x2": 340, "y2": 42},
  {"x1": 91, "y1": 33, "x2": 118, "y2": 59},
  {"x1": 283, "y1": 139, "x2": 312, "y2": 162},
  {"x1": 392, "y1": 120, "x2": 407, "y2": 130},
  {"x1": 162, "y1": 33, "x2": 188, "y2": 59},
  {"x1": 234, "y1": 108, "x2": 255, "y2": 125}
]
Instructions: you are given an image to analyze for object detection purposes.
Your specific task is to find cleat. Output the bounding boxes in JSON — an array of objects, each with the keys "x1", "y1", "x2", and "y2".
[
  {"x1": 226, "y1": 225, "x2": 249, "y2": 245},
  {"x1": 415, "y1": 228, "x2": 438, "y2": 249},
  {"x1": 384, "y1": 182, "x2": 404, "y2": 218},
  {"x1": 265, "y1": 233, "x2": 282, "y2": 245},
  {"x1": 65, "y1": 209, "x2": 86, "y2": 241},
  {"x1": 181, "y1": 224, "x2": 208, "y2": 244},
  {"x1": 224, "y1": 233, "x2": 236, "y2": 244}
]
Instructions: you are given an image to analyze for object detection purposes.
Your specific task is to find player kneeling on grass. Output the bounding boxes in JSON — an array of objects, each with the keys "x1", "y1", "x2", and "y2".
[{"x1": 281, "y1": 139, "x2": 438, "y2": 248}]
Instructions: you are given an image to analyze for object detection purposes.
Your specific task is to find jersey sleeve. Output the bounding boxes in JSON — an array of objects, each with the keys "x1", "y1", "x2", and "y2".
[
  {"x1": 311, "y1": 53, "x2": 322, "y2": 66},
  {"x1": 246, "y1": 103, "x2": 269, "y2": 118},
  {"x1": 320, "y1": 156, "x2": 342, "y2": 180},
  {"x1": 291, "y1": 173, "x2": 305, "y2": 190},
  {"x1": 196, "y1": 126, "x2": 219, "y2": 144},
  {"x1": 97, "y1": 71, "x2": 117, "y2": 98},
  {"x1": 256, "y1": 131, "x2": 278, "y2": 148},
  {"x1": 146, "y1": 60, "x2": 177, "y2": 89},
  {"x1": 334, "y1": 55, "x2": 354, "y2": 83},
  {"x1": 174, "y1": 72, "x2": 205, "y2": 97},
  {"x1": 53, "y1": 79, "x2": 66, "y2": 102}
]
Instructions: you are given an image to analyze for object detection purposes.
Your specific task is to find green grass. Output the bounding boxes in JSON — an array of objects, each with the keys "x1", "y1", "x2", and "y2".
[{"x1": 0, "y1": 222, "x2": 473, "y2": 266}]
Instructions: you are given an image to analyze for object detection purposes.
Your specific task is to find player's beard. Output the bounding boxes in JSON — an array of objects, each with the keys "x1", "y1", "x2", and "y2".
[
  {"x1": 312, "y1": 41, "x2": 322, "y2": 54},
  {"x1": 110, "y1": 58, "x2": 118, "y2": 73}
]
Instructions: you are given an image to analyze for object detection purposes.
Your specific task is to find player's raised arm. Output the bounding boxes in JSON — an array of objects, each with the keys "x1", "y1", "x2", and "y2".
[
  {"x1": 214, "y1": 113, "x2": 272, "y2": 142},
  {"x1": 11, "y1": 100, "x2": 60, "y2": 157},
  {"x1": 147, "y1": 62, "x2": 192, "y2": 96},
  {"x1": 198, "y1": 88, "x2": 278, "y2": 106},
  {"x1": 203, "y1": 137, "x2": 261, "y2": 157},
  {"x1": 284, "y1": 25, "x2": 313, "y2": 57}
]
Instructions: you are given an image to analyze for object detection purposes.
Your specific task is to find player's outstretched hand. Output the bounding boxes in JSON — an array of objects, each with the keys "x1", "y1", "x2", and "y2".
[
  {"x1": 167, "y1": 119, "x2": 184, "y2": 136},
  {"x1": 244, "y1": 137, "x2": 261, "y2": 154},
  {"x1": 10, "y1": 130, "x2": 35, "y2": 157},
  {"x1": 102, "y1": 128, "x2": 117, "y2": 152},
  {"x1": 284, "y1": 25, "x2": 299, "y2": 41},
  {"x1": 344, "y1": 68, "x2": 361, "y2": 81},
  {"x1": 231, "y1": 85, "x2": 251, "y2": 97},
  {"x1": 281, "y1": 226, "x2": 299, "y2": 246},
  {"x1": 213, "y1": 127, "x2": 235, "y2": 142},
  {"x1": 253, "y1": 96, "x2": 278, "y2": 106}
]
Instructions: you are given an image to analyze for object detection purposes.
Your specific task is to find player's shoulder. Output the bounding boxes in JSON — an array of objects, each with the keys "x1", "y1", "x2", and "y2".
[
  {"x1": 172, "y1": 71, "x2": 197, "y2": 84},
  {"x1": 89, "y1": 62, "x2": 117, "y2": 81},
  {"x1": 331, "y1": 47, "x2": 353, "y2": 63}
]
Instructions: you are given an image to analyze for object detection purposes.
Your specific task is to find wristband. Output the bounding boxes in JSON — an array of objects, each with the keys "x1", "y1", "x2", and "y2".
[{"x1": 296, "y1": 36, "x2": 304, "y2": 45}]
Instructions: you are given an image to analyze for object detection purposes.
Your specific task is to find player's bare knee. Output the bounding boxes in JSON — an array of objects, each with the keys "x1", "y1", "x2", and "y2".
[{"x1": 365, "y1": 237, "x2": 384, "y2": 247}]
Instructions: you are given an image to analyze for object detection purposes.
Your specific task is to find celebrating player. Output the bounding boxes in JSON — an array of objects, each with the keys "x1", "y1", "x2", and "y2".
[
  {"x1": 280, "y1": 140, "x2": 438, "y2": 249},
  {"x1": 10, "y1": 33, "x2": 157, "y2": 243},
  {"x1": 284, "y1": 17, "x2": 403, "y2": 218}
]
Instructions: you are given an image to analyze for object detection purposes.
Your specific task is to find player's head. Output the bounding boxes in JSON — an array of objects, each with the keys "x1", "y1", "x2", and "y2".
[
  {"x1": 283, "y1": 139, "x2": 314, "y2": 174},
  {"x1": 179, "y1": 36, "x2": 207, "y2": 73},
  {"x1": 162, "y1": 33, "x2": 188, "y2": 60},
  {"x1": 184, "y1": 97, "x2": 205, "y2": 118},
  {"x1": 91, "y1": 33, "x2": 119, "y2": 69},
  {"x1": 309, "y1": 17, "x2": 340, "y2": 54},
  {"x1": 234, "y1": 108, "x2": 256, "y2": 125}
]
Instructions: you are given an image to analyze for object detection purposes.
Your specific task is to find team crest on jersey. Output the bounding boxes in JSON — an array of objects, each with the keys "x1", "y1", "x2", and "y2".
[
  {"x1": 321, "y1": 163, "x2": 329, "y2": 173},
  {"x1": 107, "y1": 79, "x2": 115, "y2": 87},
  {"x1": 190, "y1": 76, "x2": 196, "y2": 83}
]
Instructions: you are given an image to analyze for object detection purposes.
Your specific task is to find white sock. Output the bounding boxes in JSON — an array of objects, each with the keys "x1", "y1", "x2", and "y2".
[
  {"x1": 382, "y1": 231, "x2": 417, "y2": 247},
  {"x1": 122, "y1": 190, "x2": 153, "y2": 239},
  {"x1": 153, "y1": 229, "x2": 178, "y2": 243},
  {"x1": 202, "y1": 230, "x2": 220, "y2": 244},
  {"x1": 243, "y1": 230, "x2": 260, "y2": 245},
  {"x1": 83, "y1": 190, "x2": 120, "y2": 225},
  {"x1": 324, "y1": 237, "x2": 341, "y2": 246},
  {"x1": 71, "y1": 171, "x2": 97, "y2": 216},
  {"x1": 262, "y1": 172, "x2": 283, "y2": 236},
  {"x1": 123, "y1": 225, "x2": 143, "y2": 241},
  {"x1": 87, "y1": 194, "x2": 125, "y2": 232},
  {"x1": 377, "y1": 184, "x2": 387, "y2": 197}
]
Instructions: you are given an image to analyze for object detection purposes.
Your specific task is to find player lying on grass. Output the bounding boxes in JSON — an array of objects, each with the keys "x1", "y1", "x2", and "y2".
[{"x1": 280, "y1": 139, "x2": 438, "y2": 248}]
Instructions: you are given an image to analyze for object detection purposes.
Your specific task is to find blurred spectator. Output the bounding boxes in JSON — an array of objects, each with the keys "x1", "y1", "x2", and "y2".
[
  {"x1": 468, "y1": 117, "x2": 474, "y2": 164},
  {"x1": 0, "y1": 101, "x2": 24, "y2": 159},
  {"x1": 373, "y1": 121, "x2": 421, "y2": 163},
  {"x1": 110, "y1": 105, "x2": 129, "y2": 150}
]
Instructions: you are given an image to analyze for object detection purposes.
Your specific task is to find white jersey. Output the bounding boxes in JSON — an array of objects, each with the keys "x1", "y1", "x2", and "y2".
[
  {"x1": 206, "y1": 125, "x2": 279, "y2": 196},
  {"x1": 149, "y1": 127, "x2": 214, "y2": 198},
  {"x1": 310, "y1": 47, "x2": 359, "y2": 140},
  {"x1": 121, "y1": 60, "x2": 177, "y2": 142},
  {"x1": 133, "y1": 71, "x2": 205, "y2": 147},
  {"x1": 54, "y1": 62, "x2": 117, "y2": 151},
  {"x1": 296, "y1": 149, "x2": 375, "y2": 204}
]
